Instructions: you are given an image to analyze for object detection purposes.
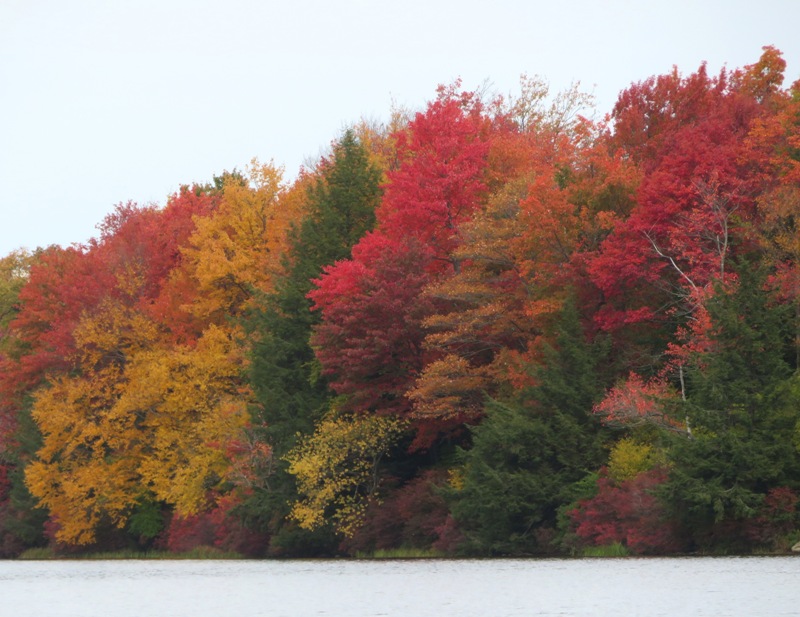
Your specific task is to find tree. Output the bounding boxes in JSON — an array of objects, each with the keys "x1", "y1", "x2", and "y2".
[
  {"x1": 286, "y1": 413, "x2": 405, "y2": 537},
  {"x1": 376, "y1": 87, "x2": 491, "y2": 272},
  {"x1": 0, "y1": 248, "x2": 49, "y2": 555},
  {"x1": 0, "y1": 249, "x2": 38, "y2": 443},
  {"x1": 569, "y1": 466, "x2": 684, "y2": 554},
  {"x1": 450, "y1": 299, "x2": 607, "y2": 555},
  {"x1": 592, "y1": 373, "x2": 684, "y2": 433},
  {"x1": 249, "y1": 130, "x2": 381, "y2": 447},
  {"x1": 25, "y1": 298, "x2": 160, "y2": 545},
  {"x1": 309, "y1": 89, "x2": 492, "y2": 448},
  {"x1": 310, "y1": 234, "x2": 436, "y2": 420},
  {"x1": 18, "y1": 186, "x2": 262, "y2": 547},
  {"x1": 588, "y1": 53, "x2": 778, "y2": 339},
  {"x1": 118, "y1": 325, "x2": 251, "y2": 516},
  {"x1": 410, "y1": 116, "x2": 636, "y2": 425},
  {"x1": 244, "y1": 131, "x2": 382, "y2": 553},
  {"x1": 663, "y1": 264, "x2": 800, "y2": 550},
  {"x1": 743, "y1": 60, "x2": 800, "y2": 368},
  {"x1": 180, "y1": 160, "x2": 286, "y2": 322}
]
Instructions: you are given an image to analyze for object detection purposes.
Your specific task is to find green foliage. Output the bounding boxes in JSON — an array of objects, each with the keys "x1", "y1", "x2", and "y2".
[
  {"x1": 18, "y1": 547, "x2": 56, "y2": 560},
  {"x1": 245, "y1": 130, "x2": 382, "y2": 548},
  {"x1": 581, "y1": 542, "x2": 630, "y2": 557},
  {"x1": 451, "y1": 299, "x2": 608, "y2": 555},
  {"x1": 0, "y1": 405, "x2": 47, "y2": 556},
  {"x1": 664, "y1": 264, "x2": 800, "y2": 550},
  {"x1": 354, "y1": 547, "x2": 445, "y2": 559},
  {"x1": 248, "y1": 130, "x2": 381, "y2": 445},
  {"x1": 126, "y1": 496, "x2": 166, "y2": 542},
  {"x1": 19, "y1": 547, "x2": 243, "y2": 560}
]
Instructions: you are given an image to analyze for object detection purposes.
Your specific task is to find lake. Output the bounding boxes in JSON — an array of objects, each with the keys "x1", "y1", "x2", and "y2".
[{"x1": 0, "y1": 556, "x2": 797, "y2": 616}]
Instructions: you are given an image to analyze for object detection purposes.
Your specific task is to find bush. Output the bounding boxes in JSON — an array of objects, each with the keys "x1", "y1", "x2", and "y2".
[{"x1": 569, "y1": 467, "x2": 686, "y2": 555}]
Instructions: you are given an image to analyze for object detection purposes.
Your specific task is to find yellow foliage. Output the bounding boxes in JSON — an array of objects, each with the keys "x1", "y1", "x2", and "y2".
[
  {"x1": 408, "y1": 355, "x2": 488, "y2": 422},
  {"x1": 27, "y1": 364, "x2": 144, "y2": 545},
  {"x1": 117, "y1": 324, "x2": 251, "y2": 515},
  {"x1": 72, "y1": 298, "x2": 160, "y2": 369},
  {"x1": 351, "y1": 116, "x2": 401, "y2": 177},
  {"x1": 447, "y1": 467, "x2": 465, "y2": 491},
  {"x1": 27, "y1": 301, "x2": 252, "y2": 544},
  {"x1": 286, "y1": 414, "x2": 406, "y2": 537},
  {"x1": 181, "y1": 160, "x2": 305, "y2": 319},
  {"x1": 607, "y1": 438, "x2": 657, "y2": 484}
]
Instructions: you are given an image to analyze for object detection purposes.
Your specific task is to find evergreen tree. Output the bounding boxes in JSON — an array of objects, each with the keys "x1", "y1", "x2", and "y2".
[
  {"x1": 244, "y1": 130, "x2": 382, "y2": 553},
  {"x1": 664, "y1": 263, "x2": 800, "y2": 550},
  {"x1": 451, "y1": 298, "x2": 608, "y2": 555},
  {"x1": 0, "y1": 405, "x2": 47, "y2": 556}
]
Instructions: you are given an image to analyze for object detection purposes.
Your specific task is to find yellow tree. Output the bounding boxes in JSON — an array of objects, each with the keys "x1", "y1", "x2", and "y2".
[
  {"x1": 25, "y1": 298, "x2": 160, "y2": 545},
  {"x1": 118, "y1": 324, "x2": 252, "y2": 516},
  {"x1": 26, "y1": 306, "x2": 255, "y2": 544},
  {"x1": 23, "y1": 186, "x2": 272, "y2": 546},
  {"x1": 286, "y1": 412, "x2": 405, "y2": 537},
  {"x1": 181, "y1": 160, "x2": 299, "y2": 321}
]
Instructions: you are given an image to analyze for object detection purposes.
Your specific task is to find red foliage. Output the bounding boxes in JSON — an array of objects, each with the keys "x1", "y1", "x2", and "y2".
[
  {"x1": 0, "y1": 464, "x2": 10, "y2": 503},
  {"x1": 9, "y1": 245, "x2": 111, "y2": 385},
  {"x1": 378, "y1": 93, "x2": 490, "y2": 270},
  {"x1": 744, "y1": 487, "x2": 798, "y2": 546},
  {"x1": 166, "y1": 495, "x2": 268, "y2": 557},
  {"x1": 569, "y1": 467, "x2": 686, "y2": 554},
  {"x1": 340, "y1": 470, "x2": 456, "y2": 555},
  {"x1": 137, "y1": 189, "x2": 219, "y2": 342},
  {"x1": 1, "y1": 189, "x2": 216, "y2": 408},
  {"x1": 588, "y1": 60, "x2": 770, "y2": 332},
  {"x1": 310, "y1": 235, "x2": 435, "y2": 416},
  {"x1": 309, "y1": 88, "x2": 493, "y2": 446},
  {"x1": 593, "y1": 373, "x2": 681, "y2": 431}
]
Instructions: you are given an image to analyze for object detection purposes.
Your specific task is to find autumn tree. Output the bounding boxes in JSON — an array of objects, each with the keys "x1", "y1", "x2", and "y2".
[
  {"x1": 410, "y1": 109, "x2": 636, "y2": 426},
  {"x1": 179, "y1": 160, "x2": 287, "y2": 322},
  {"x1": 19, "y1": 185, "x2": 263, "y2": 547},
  {"x1": 569, "y1": 466, "x2": 685, "y2": 554},
  {"x1": 742, "y1": 54, "x2": 800, "y2": 367},
  {"x1": 25, "y1": 297, "x2": 162, "y2": 545},
  {"x1": 286, "y1": 413, "x2": 406, "y2": 538},
  {"x1": 588, "y1": 52, "x2": 780, "y2": 344},
  {"x1": 309, "y1": 89, "x2": 491, "y2": 449}
]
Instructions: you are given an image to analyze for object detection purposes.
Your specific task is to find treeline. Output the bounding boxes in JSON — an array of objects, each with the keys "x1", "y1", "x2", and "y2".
[{"x1": 1, "y1": 47, "x2": 799, "y2": 557}]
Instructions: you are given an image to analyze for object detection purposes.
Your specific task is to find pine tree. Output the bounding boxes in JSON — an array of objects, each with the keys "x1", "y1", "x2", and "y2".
[
  {"x1": 244, "y1": 130, "x2": 382, "y2": 553},
  {"x1": 451, "y1": 298, "x2": 607, "y2": 555},
  {"x1": 664, "y1": 263, "x2": 800, "y2": 550}
]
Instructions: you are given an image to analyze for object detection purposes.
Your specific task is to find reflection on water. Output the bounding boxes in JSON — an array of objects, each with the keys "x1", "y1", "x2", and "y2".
[{"x1": 0, "y1": 556, "x2": 797, "y2": 617}]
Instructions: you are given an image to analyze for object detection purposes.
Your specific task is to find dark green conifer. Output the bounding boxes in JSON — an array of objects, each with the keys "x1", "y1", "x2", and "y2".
[
  {"x1": 243, "y1": 130, "x2": 382, "y2": 553},
  {"x1": 664, "y1": 263, "x2": 800, "y2": 551},
  {"x1": 451, "y1": 298, "x2": 608, "y2": 555}
]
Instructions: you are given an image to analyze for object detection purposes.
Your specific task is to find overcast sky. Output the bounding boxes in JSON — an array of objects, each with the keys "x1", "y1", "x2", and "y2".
[{"x1": 2, "y1": 0, "x2": 799, "y2": 256}]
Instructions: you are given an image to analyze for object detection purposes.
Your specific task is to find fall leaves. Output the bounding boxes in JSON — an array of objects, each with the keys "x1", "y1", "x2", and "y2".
[
  {"x1": 14, "y1": 168, "x2": 291, "y2": 545},
  {"x1": 1, "y1": 48, "x2": 800, "y2": 555}
]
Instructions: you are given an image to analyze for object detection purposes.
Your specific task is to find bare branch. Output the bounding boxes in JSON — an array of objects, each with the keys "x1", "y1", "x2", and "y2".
[{"x1": 644, "y1": 231, "x2": 698, "y2": 292}]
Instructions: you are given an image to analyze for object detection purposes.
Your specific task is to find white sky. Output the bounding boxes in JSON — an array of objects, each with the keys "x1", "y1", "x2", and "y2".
[{"x1": 2, "y1": 0, "x2": 799, "y2": 256}]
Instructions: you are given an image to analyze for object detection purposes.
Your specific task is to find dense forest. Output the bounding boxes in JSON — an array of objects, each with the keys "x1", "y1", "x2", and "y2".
[{"x1": 1, "y1": 47, "x2": 799, "y2": 558}]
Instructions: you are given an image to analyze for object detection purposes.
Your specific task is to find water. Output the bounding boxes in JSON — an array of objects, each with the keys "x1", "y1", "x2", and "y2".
[{"x1": 0, "y1": 556, "x2": 797, "y2": 616}]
